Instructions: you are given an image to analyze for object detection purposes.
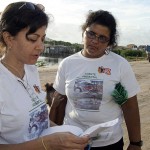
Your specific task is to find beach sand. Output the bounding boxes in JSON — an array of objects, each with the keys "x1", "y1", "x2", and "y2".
[{"x1": 38, "y1": 60, "x2": 150, "y2": 150}]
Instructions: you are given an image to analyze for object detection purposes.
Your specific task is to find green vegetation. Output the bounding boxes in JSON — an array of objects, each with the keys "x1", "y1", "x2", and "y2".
[
  {"x1": 36, "y1": 61, "x2": 46, "y2": 67},
  {"x1": 113, "y1": 49, "x2": 147, "y2": 61},
  {"x1": 44, "y1": 38, "x2": 148, "y2": 62}
]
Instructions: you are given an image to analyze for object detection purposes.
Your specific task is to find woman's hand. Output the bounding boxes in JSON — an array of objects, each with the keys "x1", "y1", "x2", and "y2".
[{"x1": 44, "y1": 132, "x2": 89, "y2": 150}]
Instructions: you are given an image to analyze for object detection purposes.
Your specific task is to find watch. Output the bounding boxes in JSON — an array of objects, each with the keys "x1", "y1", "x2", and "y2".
[{"x1": 130, "y1": 140, "x2": 143, "y2": 147}]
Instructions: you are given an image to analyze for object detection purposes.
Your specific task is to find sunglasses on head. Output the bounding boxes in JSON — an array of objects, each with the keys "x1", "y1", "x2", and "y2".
[
  {"x1": 85, "y1": 30, "x2": 110, "y2": 43},
  {"x1": 19, "y1": 2, "x2": 45, "y2": 11}
]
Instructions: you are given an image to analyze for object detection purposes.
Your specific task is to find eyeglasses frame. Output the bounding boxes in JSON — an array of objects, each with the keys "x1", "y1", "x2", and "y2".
[{"x1": 85, "y1": 30, "x2": 110, "y2": 43}]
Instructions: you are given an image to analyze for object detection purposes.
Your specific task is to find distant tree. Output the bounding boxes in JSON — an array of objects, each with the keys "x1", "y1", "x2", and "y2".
[{"x1": 72, "y1": 43, "x2": 83, "y2": 53}]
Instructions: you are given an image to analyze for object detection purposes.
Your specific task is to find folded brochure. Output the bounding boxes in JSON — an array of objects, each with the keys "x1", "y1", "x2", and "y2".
[{"x1": 41, "y1": 118, "x2": 118, "y2": 139}]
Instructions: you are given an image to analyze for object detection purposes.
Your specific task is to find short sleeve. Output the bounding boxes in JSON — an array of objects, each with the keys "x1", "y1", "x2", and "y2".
[
  {"x1": 0, "y1": 87, "x2": 5, "y2": 133},
  {"x1": 53, "y1": 60, "x2": 66, "y2": 95},
  {"x1": 120, "y1": 61, "x2": 140, "y2": 98}
]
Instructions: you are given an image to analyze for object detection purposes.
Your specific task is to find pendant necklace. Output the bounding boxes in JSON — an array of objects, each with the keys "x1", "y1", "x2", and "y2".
[{"x1": 1, "y1": 59, "x2": 25, "y2": 80}]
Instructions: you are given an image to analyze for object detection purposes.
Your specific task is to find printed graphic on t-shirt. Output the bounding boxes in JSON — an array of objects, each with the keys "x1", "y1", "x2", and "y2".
[
  {"x1": 28, "y1": 103, "x2": 48, "y2": 139},
  {"x1": 98, "y1": 66, "x2": 111, "y2": 75},
  {"x1": 26, "y1": 84, "x2": 48, "y2": 139},
  {"x1": 73, "y1": 77, "x2": 103, "y2": 111}
]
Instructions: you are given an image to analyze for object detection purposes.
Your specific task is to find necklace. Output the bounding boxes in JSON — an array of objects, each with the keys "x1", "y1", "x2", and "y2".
[
  {"x1": 1, "y1": 59, "x2": 42, "y2": 107},
  {"x1": 1, "y1": 59, "x2": 25, "y2": 79}
]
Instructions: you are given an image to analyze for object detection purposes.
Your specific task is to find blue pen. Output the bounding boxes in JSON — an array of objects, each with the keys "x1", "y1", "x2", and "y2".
[
  {"x1": 85, "y1": 144, "x2": 91, "y2": 150},
  {"x1": 85, "y1": 139, "x2": 93, "y2": 150},
  {"x1": 87, "y1": 144, "x2": 91, "y2": 150}
]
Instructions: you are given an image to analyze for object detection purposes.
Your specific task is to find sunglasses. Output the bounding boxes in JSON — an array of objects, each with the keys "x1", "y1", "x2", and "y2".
[
  {"x1": 19, "y1": 2, "x2": 45, "y2": 11},
  {"x1": 85, "y1": 30, "x2": 109, "y2": 43},
  {"x1": 18, "y1": 79, "x2": 42, "y2": 107}
]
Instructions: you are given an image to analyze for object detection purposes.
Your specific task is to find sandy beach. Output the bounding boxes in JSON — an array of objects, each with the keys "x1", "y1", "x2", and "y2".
[{"x1": 38, "y1": 60, "x2": 150, "y2": 150}]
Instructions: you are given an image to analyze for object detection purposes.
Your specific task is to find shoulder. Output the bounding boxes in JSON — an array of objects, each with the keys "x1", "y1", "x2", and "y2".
[
  {"x1": 62, "y1": 52, "x2": 80, "y2": 62},
  {"x1": 59, "y1": 52, "x2": 81, "y2": 67},
  {"x1": 0, "y1": 63, "x2": 10, "y2": 83},
  {"x1": 109, "y1": 51, "x2": 128, "y2": 62},
  {"x1": 108, "y1": 51, "x2": 130, "y2": 66}
]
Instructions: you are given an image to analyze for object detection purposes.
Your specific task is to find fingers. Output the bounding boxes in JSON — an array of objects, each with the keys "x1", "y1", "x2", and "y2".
[
  {"x1": 72, "y1": 134, "x2": 89, "y2": 144},
  {"x1": 47, "y1": 132, "x2": 89, "y2": 150},
  {"x1": 61, "y1": 132, "x2": 89, "y2": 149}
]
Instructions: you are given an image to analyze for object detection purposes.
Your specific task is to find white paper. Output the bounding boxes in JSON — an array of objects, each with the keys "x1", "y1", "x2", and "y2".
[
  {"x1": 80, "y1": 118, "x2": 118, "y2": 138},
  {"x1": 41, "y1": 125, "x2": 83, "y2": 136},
  {"x1": 41, "y1": 118, "x2": 118, "y2": 139}
]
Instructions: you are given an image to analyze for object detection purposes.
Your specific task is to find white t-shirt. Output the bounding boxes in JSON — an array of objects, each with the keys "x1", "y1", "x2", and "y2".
[
  {"x1": 0, "y1": 63, "x2": 49, "y2": 144},
  {"x1": 53, "y1": 51, "x2": 140, "y2": 147}
]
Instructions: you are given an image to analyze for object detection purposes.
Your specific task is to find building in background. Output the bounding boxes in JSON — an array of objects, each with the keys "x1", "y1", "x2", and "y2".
[{"x1": 127, "y1": 44, "x2": 138, "y2": 50}]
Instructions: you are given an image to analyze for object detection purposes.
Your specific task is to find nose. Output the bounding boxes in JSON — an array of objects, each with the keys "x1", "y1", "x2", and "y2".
[
  {"x1": 36, "y1": 41, "x2": 45, "y2": 52},
  {"x1": 91, "y1": 36, "x2": 99, "y2": 44}
]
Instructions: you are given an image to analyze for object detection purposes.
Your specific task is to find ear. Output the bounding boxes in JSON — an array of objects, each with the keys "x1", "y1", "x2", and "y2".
[{"x1": 2, "y1": 31, "x2": 14, "y2": 47}]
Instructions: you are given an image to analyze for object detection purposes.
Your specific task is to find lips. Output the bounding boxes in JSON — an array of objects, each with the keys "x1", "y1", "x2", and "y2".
[
  {"x1": 88, "y1": 45, "x2": 98, "y2": 51},
  {"x1": 32, "y1": 54, "x2": 40, "y2": 59}
]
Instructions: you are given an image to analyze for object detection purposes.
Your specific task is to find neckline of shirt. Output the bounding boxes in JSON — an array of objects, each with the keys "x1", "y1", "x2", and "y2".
[{"x1": 78, "y1": 50, "x2": 107, "y2": 61}]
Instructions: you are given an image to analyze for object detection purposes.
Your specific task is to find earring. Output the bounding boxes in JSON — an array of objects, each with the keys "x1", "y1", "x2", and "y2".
[{"x1": 105, "y1": 47, "x2": 111, "y2": 55}]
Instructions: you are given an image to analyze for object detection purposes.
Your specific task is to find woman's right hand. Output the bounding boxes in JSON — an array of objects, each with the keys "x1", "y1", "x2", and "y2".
[{"x1": 44, "y1": 132, "x2": 89, "y2": 150}]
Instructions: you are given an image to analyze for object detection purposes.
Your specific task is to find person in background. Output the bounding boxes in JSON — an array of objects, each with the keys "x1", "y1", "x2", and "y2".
[
  {"x1": 51, "y1": 10, "x2": 142, "y2": 150},
  {"x1": 0, "y1": 2, "x2": 89, "y2": 150}
]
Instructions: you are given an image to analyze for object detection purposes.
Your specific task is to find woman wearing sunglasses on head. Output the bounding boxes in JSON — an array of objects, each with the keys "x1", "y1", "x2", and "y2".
[
  {"x1": 50, "y1": 10, "x2": 142, "y2": 150},
  {"x1": 0, "y1": 2, "x2": 89, "y2": 150}
]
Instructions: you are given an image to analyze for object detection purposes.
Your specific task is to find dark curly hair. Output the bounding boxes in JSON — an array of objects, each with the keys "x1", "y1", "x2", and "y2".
[
  {"x1": 0, "y1": 2, "x2": 50, "y2": 49},
  {"x1": 81, "y1": 10, "x2": 118, "y2": 47}
]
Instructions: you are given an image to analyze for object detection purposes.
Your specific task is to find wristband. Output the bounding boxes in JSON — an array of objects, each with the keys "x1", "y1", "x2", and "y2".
[{"x1": 130, "y1": 140, "x2": 143, "y2": 147}]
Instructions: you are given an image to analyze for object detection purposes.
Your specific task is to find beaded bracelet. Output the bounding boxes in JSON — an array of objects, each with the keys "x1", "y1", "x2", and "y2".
[{"x1": 41, "y1": 137, "x2": 47, "y2": 150}]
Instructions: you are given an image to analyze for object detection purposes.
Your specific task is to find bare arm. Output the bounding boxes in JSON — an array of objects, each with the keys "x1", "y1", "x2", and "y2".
[
  {"x1": 122, "y1": 95, "x2": 142, "y2": 150},
  {"x1": 50, "y1": 91, "x2": 67, "y2": 125},
  {"x1": 0, "y1": 132, "x2": 89, "y2": 150},
  {"x1": 0, "y1": 138, "x2": 45, "y2": 150}
]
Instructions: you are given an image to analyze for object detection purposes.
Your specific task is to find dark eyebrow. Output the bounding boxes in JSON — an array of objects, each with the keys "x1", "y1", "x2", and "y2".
[
  {"x1": 86, "y1": 29, "x2": 110, "y2": 37},
  {"x1": 28, "y1": 33, "x2": 46, "y2": 37},
  {"x1": 88, "y1": 30, "x2": 95, "y2": 33}
]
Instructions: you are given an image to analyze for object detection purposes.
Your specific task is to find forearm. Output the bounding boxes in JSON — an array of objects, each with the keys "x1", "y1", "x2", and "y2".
[
  {"x1": 50, "y1": 106, "x2": 58, "y2": 123},
  {"x1": 0, "y1": 133, "x2": 89, "y2": 150},
  {"x1": 0, "y1": 138, "x2": 44, "y2": 150},
  {"x1": 122, "y1": 95, "x2": 141, "y2": 142},
  {"x1": 50, "y1": 91, "x2": 67, "y2": 125}
]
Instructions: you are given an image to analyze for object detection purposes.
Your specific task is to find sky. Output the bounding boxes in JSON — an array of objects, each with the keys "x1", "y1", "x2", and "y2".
[{"x1": 0, "y1": 0, "x2": 150, "y2": 46}]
